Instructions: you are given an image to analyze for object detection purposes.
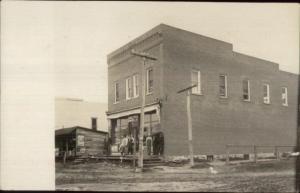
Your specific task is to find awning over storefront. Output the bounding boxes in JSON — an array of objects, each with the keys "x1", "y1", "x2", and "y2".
[{"x1": 107, "y1": 104, "x2": 160, "y2": 119}]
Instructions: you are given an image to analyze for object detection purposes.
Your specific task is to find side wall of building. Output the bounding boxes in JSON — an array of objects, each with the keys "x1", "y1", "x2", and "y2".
[{"x1": 161, "y1": 26, "x2": 298, "y2": 156}]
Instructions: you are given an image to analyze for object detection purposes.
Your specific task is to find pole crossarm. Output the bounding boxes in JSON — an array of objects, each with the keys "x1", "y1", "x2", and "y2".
[
  {"x1": 131, "y1": 49, "x2": 158, "y2": 61},
  {"x1": 177, "y1": 84, "x2": 197, "y2": 94}
]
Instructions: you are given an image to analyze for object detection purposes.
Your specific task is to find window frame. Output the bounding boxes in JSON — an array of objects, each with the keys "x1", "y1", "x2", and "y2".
[
  {"x1": 146, "y1": 67, "x2": 153, "y2": 95},
  {"x1": 219, "y1": 74, "x2": 228, "y2": 98},
  {"x1": 125, "y1": 77, "x2": 133, "y2": 100},
  {"x1": 133, "y1": 74, "x2": 139, "y2": 98},
  {"x1": 191, "y1": 69, "x2": 202, "y2": 95},
  {"x1": 263, "y1": 83, "x2": 270, "y2": 104},
  {"x1": 114, "y1": 82, "x2": 120, "y2": 104},
  {"x1": 281, "y1": 87, "x2": 288, "y2": 106},
  {"x1": 242, "y1": 79, "x2": 251, "y2": 101}
]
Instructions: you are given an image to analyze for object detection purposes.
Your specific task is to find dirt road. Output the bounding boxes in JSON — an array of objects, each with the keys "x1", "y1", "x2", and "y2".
[{"x1": 56, "y1": 158, "x2": 297, "y2": 192}]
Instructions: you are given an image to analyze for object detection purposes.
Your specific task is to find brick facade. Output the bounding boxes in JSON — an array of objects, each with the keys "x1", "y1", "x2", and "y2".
[{"x1": 107, "y1": 24, "x2": 298, "y2": 156}]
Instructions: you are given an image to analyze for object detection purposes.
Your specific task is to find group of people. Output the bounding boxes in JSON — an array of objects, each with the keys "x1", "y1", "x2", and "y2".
[
  {"x1": 119, "y1": 132, "x2": 164, "y2": 156},
  {"x1": 104, "y1": 131, "x2": 164, "y2": 156},
  {"x1": 119, "y1": 134, "x2": 137, "y2": 156}
]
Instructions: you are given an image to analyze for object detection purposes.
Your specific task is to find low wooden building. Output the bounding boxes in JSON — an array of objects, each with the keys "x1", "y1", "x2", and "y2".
[{"x1": 55, "y1": 126, "x2": 108, "y2": 160}]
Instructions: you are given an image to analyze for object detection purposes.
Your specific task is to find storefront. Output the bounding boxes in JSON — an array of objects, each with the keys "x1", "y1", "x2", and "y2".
[{"x1": 107, "y1": 104, "x2": 161, "y2": 154}]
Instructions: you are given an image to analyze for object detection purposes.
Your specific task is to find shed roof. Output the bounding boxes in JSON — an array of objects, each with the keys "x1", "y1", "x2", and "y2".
[{"x1": 55, "y1": 126, "x2": 108, "y2": 136}]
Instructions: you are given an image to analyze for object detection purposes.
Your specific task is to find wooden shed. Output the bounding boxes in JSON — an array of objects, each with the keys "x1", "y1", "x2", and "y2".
[{"x1": 55, "y1": 126, "x2": 108, "y2": 160}]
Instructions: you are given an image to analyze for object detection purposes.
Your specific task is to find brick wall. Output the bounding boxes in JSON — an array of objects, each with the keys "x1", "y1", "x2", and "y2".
[
  {"x1": 107, "y1": 24, "x2": 298, "y2": 156},
  {"x1": 107, "y1": 45, "x2": 163, "y2": 113},
  {"x1": 161, "y1": 25, "x2": 298, "y2": 156}
]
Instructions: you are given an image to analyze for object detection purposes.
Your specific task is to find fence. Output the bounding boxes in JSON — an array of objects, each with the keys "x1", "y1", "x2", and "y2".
[{"x1": 225, "y1": 144, "x2": 296, "y2": 164}]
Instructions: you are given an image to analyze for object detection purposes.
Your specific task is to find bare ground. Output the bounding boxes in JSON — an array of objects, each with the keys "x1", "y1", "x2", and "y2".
[{"x1": 56, "y1": 158, "x2": 297, "y2": 192}]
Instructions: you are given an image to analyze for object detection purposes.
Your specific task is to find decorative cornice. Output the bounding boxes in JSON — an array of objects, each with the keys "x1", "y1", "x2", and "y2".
[
  {"x1": 108, "y1": 31, "x2": 163, "y2": 65},
  {"x1": 108, "y1": 41, "x2": 162, "y2": 68}
]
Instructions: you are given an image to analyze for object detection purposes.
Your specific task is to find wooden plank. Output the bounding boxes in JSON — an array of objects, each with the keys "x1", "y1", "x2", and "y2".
[{"x1": 75, "y1": 128, "x2": 107, "y2": 156}]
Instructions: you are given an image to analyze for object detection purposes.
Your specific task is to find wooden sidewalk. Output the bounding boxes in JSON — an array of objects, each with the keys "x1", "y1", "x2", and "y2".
[{"x1": 72, "y1": 154, "x2": 165, "y2": 167}]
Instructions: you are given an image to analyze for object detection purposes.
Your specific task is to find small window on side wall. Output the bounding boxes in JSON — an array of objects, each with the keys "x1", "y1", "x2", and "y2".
[
  {"x1": 281, "y1": 87, "x2": 288, "y2": 106},
  {"x1": 191, "y1": 70, "x2": 201, "y2": 95},
  {"x1": 263, "y1": 83, "x2": 270, "y2": 104},
  {"x1": 242, "y1": 79, "x2": 250, "y2": 101},
  {"x1": 219, "y1": 74, "x2": 227, "y2": 98}
]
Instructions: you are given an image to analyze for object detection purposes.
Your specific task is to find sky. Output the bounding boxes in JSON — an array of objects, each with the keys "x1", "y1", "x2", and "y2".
[
  {"x1": 52, "y1": 2, "x2": 299, "y2": 103},
  {"x1": 8, "y1": 2, "x2": 300, "y2": 103}
]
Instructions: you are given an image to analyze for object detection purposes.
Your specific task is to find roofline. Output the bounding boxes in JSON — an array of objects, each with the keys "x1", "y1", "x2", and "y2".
[
  {"x1": 279, "y1": 70, "x2": 299, "y2": 76},
  {"x1": 232, "y1": 51, "x2": 281, "y2": 72},
  {"x1": 56, "y1": 126, "x2": 108, "y2": 135},
  {"x1": 161, "y1": 23, "x2": 232, "y2": 46},
  {"x1": 233, "y1": 51, "x2": 279, "y2": 66},
  {"x1": 107, "y1": 23, "x2": 296, "y2": 75},
  {"x1": 107, "y1": 23, "x2": 234, "y2": 62},
  {"x1": 107, "y1": 24, "x2": 164, "y2": 61}
]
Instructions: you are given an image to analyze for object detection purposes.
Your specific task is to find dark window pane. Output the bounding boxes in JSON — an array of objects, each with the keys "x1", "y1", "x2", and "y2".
[
  {"x1": 92, "y1": 118, "x2": 97, "y2": 130},
  {"x1": 115, "y1": 83, "x2": 120, "y2": 102},
  {"x1": 263, "y1": 85, "x2": 268, "y2": 97},
  {"x1": 219, "y1": 75, "x2": 226, "y2": 96},
  {"x1": 148, "y1": 68, "x2": 153, "y2": 93},
  {"x1": 243, "y1": 80, "x2": 249, "y2": 100}
]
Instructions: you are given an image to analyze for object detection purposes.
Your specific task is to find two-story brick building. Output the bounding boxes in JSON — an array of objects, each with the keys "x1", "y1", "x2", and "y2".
[{"x1": 106, "y1": 24, "x2": 298, "y2": 156}]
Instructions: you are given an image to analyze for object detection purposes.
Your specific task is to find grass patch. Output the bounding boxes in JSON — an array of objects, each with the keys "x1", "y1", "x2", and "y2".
[{"x1": 229, "y1": 158, "x2": 296, "y2": 173}]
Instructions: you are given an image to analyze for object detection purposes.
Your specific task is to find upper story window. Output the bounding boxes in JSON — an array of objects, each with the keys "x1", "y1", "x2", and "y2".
[
  {"x1": 126, "y1": 77, "x2": 133, "y2": 100},
  {"x1": 242, "y1": 79, "x2": 250, "y2": 101},
  {"x1": 114, "y1": 82, "x2": 120, "y2": 103},
  {"x1": 133, "y1": 74, "x2": 139, "y2": 98},
  {"x1": 91, "y1": 117, "x2": 97, "y2": 130},
  {"x1": 219, "y1": 74, "x2": 228, "y2": 98},
  {"x1": 281, "y1": 87, "x2": 288, "y2": 106},
  {"x1": 263, "y1": 83, "x2": 270, "y2": 104},
  {"x1": 146, "y1": 68, "x2": 153, "y2": 94},
  {"x1": 191, "y1": 70, "x2": 201, "y2": 95}
]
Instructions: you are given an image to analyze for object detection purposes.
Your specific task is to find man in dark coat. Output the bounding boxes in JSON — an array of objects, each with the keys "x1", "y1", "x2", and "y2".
[
  {"x1": 152, "y1": 134, "x2": 158, "y2": 155},
  {"x1": 157, "y1": 132, "x2": 164, "y2": 156},
  {"x1": 128, "y1": 135, "x2": 134, "y2": 155}
]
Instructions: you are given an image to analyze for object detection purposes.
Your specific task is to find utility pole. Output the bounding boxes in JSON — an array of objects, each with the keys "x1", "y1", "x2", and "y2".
[
  {"x1": 131, "y1": 49, "x2": 157, "y2": 171},
  {"x1": 177, "y1": 84, "x2": 197, "y2": 167}
]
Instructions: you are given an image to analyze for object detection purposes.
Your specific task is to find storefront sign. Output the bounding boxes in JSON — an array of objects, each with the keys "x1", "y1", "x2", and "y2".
[{"x1": 77, "y1": 135, "x2": 85, "y2": 146}]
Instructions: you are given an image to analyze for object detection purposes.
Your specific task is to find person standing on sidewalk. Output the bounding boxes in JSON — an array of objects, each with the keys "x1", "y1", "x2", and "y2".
[
  {"x1": 128, "y1": 135, "x2": 134, "y2": 155},
  {"x1": 146, "y1": 134, "x2": 153, "y2": 156},
  {"x1": 119, "y1": 134, "x2": 129, "y2": 156}
]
